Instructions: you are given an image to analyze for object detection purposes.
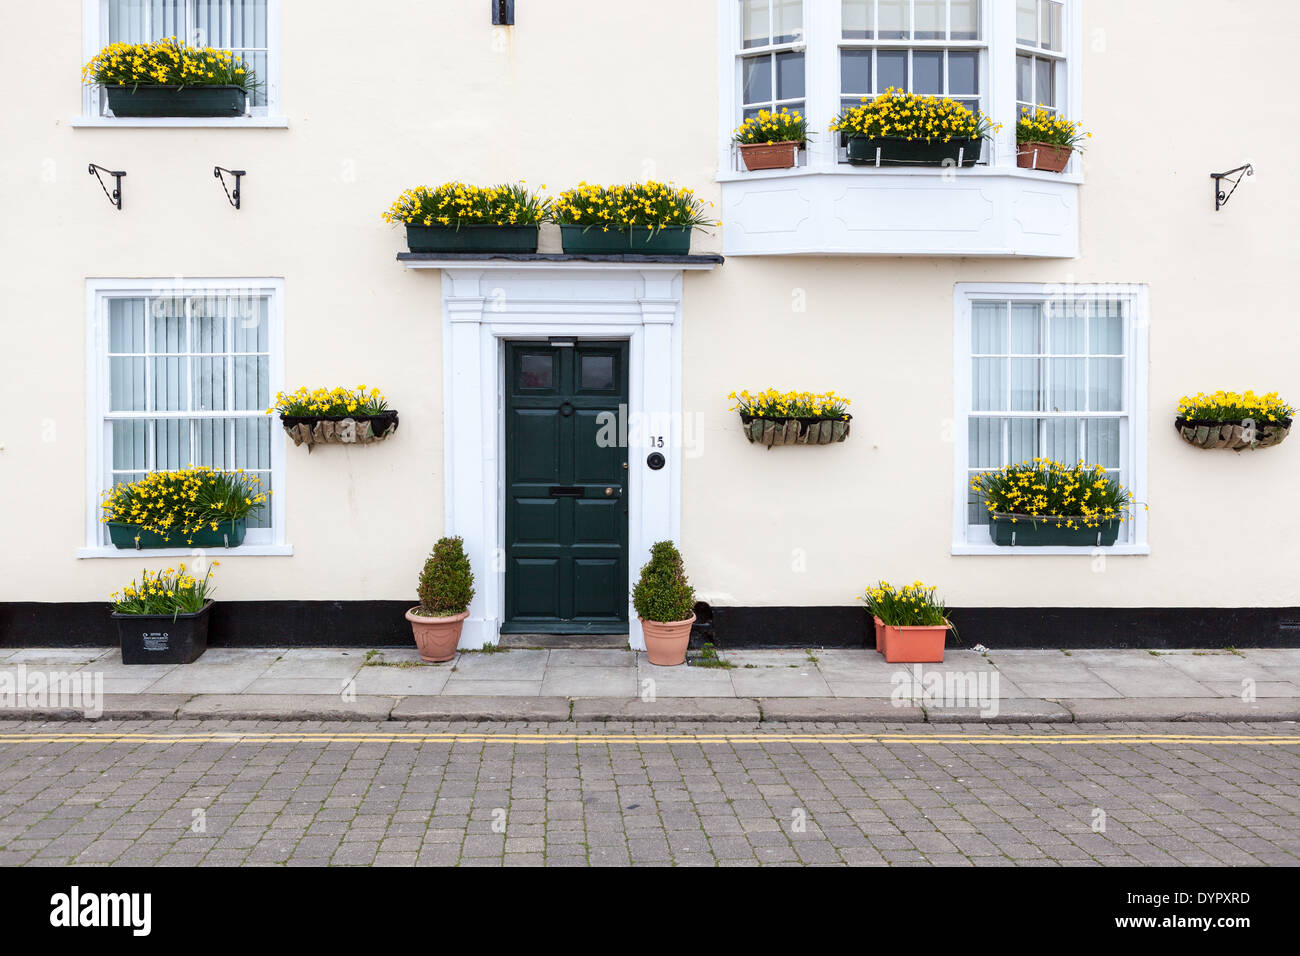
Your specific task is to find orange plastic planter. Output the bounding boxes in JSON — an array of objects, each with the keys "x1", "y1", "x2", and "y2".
[
  {"x1": 882, "y1": 624, "x2": 949, "y2": 663},
  {"x1": 873, "y1": 615, "x2": 885, "y2": 654}
]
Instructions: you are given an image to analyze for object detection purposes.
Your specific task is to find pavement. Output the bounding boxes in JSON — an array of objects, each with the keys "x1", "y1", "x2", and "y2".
[
  {"x1": 0, "y1": 720, "x2": 1296, "y2": 866},
  {"x1": 2, "y1": 645, "x2": 1300, "y2": 723}
]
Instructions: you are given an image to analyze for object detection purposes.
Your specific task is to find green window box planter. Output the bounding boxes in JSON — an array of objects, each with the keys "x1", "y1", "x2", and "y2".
[
  {"x1": 846, "y1": 135, "x2": 981, "y2": 167},
  {"x1": 559, "y1": 224, "x2": 693, "y2": 256},
  {"x1": 740, "y1": 413, "x2": 851, "y2": 447},
  {"x1": 104, "y1": 85, "x2": 247, "y2": 118},
  {"x1": 113, "y1": 600, "x2": 211, "y2": 664},
  {"x1": 405, "y1": 224, "x2": 540, "y2": 254},
  {"x1": 988, "y1": 515, "x2": 1121, "y2": 547},
  {"x1": 280, "y1": 411, "x2": 399, "y2": 448},
  {"x1": 107, "y1": 519, "x2": 247, "y2": 550}
]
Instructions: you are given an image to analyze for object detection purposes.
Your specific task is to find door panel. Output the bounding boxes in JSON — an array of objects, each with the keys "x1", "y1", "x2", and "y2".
[{"x1": 503, "y1": 341, "x2": 629, "y2": 633}]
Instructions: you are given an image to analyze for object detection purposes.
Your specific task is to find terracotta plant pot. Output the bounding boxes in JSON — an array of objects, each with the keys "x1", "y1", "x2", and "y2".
[
  {"x1": 882, "y1": 624, "x2": 949, "y2": 664},
  {"x1": 1017, "y1": 141, "x2": 1073, "y2": 172},
  {"x1": 640, "y1": 614, "x2": 697, "y2": 666},
  {"x1": 873, "y1": 615, "x2": 885, "y2": 654},
  {"x1": 737, "y1": 140, "x2": 801, "y2": 170},
  {"x1": 405, "y1": 607, "x2": 469, "y2": 662}
]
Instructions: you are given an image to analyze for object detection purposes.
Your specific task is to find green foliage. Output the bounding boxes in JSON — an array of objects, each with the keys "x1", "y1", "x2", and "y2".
[
  {"x1": 863, "y1": 580, "x2": 949, "y2": 628},
  {"x1": 970, "y1": 459, "x2": 1133, "y2": 528},
  {"x1": 632, "y1": 541, "x2": 696, "y2": 623},
  {"x1": 733, "y1": 108, "x2": 810, "y2": 145},
  {"x1": 383, "y1": 183, "x2": 551, "y2": 227},
  {"x1": 111, "y1": 563, "x2": 215, "y2": 619},
  {"x1": 416, "y1": 536, "x2": 475, "y2": 616},
  {"x1": 83, "y1": 38, "x2": 258, "y2": 91}
]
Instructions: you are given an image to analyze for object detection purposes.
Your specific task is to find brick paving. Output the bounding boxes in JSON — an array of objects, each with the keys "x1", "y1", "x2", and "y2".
[{"x1": 0, "y1": 720, "x2": 1296, "y2": 866}]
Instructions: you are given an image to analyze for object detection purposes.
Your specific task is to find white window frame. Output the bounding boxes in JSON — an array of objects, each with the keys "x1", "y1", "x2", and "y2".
[
  {"x1": 1015, "y1": 0, "x2": 1067, "y2": 115},
  {"x1": 952, "y1": 282, "x2": 1149, "y2": 556},
  {"x1": 80, "y1": 277, "x2": 289, "y2": 558},
  {"x1": 717, "y1": 0, "x2": 1083, "y2": 177},
  {"x1": 75, "y1": 0, "x2": 285, "y2": 128}
]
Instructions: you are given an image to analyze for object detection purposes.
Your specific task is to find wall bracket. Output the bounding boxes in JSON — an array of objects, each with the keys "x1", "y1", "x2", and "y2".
[
  {"x1": 88, "y1": 163, "x2": 125, "y2": 210},
  {"x1": 1211, "y1": 163, "x2": 1253, "y2": 211},
  {"x1": 214, "y1": 166, "x2": 245, "y2": 209}
]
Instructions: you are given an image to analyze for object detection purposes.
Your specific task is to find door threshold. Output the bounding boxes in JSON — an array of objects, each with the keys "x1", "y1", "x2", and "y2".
[{"x1": 499, "y1": 633, "x2": 630, "y2": 650}]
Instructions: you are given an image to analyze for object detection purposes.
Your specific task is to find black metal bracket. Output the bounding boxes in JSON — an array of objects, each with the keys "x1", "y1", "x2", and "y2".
[
  {"x1": 213, "y1": 166, "x2": 245, "y2": 209},
  {"x1": 88, "y1": 163, "x2": 125, "y2": 210},
  {"x1": 492, "y1": 0, "x2": 514, "y2": 25},
  {"x1": 1211, "y1": 163, "x2": 1253, "y2": 210}
]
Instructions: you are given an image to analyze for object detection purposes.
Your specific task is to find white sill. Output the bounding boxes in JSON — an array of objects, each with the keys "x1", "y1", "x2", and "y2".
[
  {"x1": 69, "y1": 115, "x2": 289, "y2": 128},
  {"x1": 77, "y1": 544, "x2": 293, "y2": 559},
  {"x1": 716, "y1": 162, "x2": 1083, "y2": 186},
  {"x1": 952, "y1": 543, "x2": 1150, "y2": 556}
]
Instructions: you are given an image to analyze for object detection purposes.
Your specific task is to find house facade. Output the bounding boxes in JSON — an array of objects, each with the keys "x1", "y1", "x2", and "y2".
[{"x1": 2, "y1": 0, "x2": 1297, "y2": 649}]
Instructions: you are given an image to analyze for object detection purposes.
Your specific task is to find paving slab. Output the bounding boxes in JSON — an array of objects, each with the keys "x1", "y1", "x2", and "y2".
[
  {"x1": 1060, "y1": 697, "x2": 1300, "y2": 722},
  {"x1": 923, "y1": 699, "x2": 1073, "y2": 723},
  {"x1": 451, "y1": 649, "x2": 548, "y2": 679},
  {"x1": 147, "y1": 663, "x2": 274, "y2": 694},
  {"x1": 540, "y1": 665, "x2": 638, "y2": 698},
  {"x1": 258, "y1": 650, "x2": 368, "y2": 679},
  {"x1": 97, "y1": 694, "x2": 190, "y2": 720},
  {"x1": 441, "y1": 680, "x2": 543, "y2": 696},
  {"x1": 570, "y1": 697, "x2": 759, "y2": 722},
  {"x1": 634, "y1": 663, "x2": 737, "y2": 696},
  {"x1": 729, "y1": 666, "x2": 832, "y2": 698},
  {"x1": 549, "y1": 649, "x2": 635, "y2": 667},
  {"x1": 389, "y1": 696, "x2": 570, "y2": 721},
  {"x1": 1156, "y1": 651, "x2": 1280, "y2": 680},
  {"x1": 1201, "y1": 680, "x2": 1300, "y2": 698},
  {"x1": 6, "y1": 648, "x2": 111, "y2": 665},
  {"x1": 179, "y1": 694, "x2": 395, "y2": 720},
  {"x1": 351, "y1": 666, "x2": 453, "y2": 696},
  {"x1": 1016, "y1": 680, "x2": 1122, "y2": 699},
  {"x1": 244, "y1": 677, "x2": 361, "y2": 695},
  {"x1": 757, "y1": 698, "x2": 926, "y2": 722},
  {"x1": 1084, "y1": 666, "x2": 1215, "y2": 698}
]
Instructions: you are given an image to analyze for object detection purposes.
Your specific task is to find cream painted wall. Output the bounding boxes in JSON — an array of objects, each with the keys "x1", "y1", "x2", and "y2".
[{"x1": 1, "y1": 1, "x2": 1297, "y2": 611}]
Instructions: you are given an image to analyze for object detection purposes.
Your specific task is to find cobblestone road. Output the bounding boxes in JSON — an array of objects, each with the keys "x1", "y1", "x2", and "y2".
[{"x1": 0, "y1": 721, "x2": 1297, "y2": 867}]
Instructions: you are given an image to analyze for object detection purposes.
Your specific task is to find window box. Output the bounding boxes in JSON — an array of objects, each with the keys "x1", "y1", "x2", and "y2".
[
  {"x1": 107, "y1": 519, "x2": 246, "y2": 550},
  {"x1": 405, "y1": 224, "x2": 539, "y2": 255},
  {"x1": 846, "y1": 135, "x2": 981, "y2": 168},
  {"x1": 740, "y1": 414, "x2": 851, "y2": 446},
  {"x1": 1016, "y1": 141, "x2": 1073, "y2": 172},
  {"x1": 104, "y1": 85, "x2": 247, "y2": 118},
  {"x1": 113, "y1": 600, "x2": 212, "y2": 665},
  {"x1": 280, "y1": 411, "x2": 400, "y2": 447},
  {"x1": 1174, "y1": 418, "x2": 1291, "y2": 451},
  {"x1": 559, "y1": 225, "x2": 693, "y2": 256},
  {"x1": 988, "y1": 515, "x2": 1121, "y2": 547},
  {"x1": 738, "y1": 141, "x2": 802, "y2": 171}
]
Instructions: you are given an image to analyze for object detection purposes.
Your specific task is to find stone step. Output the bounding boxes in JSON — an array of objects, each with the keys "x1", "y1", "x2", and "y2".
[{"x1": 499, "y1": 633, "x2": 630, "y2": 649}]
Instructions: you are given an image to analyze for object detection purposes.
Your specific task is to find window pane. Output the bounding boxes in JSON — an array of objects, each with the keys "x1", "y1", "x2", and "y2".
[
  {"x1": 1016, "y1": 0, "x2": 1037, "y2": 45},
  {"x1": 153, "y1": 417, "x2": 191, "y2": 471},
  {"x1": 742, "y1": 0, "x2": 769, "y2": 48},
  {"x1": 914, "y1": 0, "x2": 943, "y2": 39},
  {"x1": 1010, "y1": 303, "x2": 1041, "y2": 353},
  {"x1": 951, "y1": 0, "x2": 979, "y2": 40},
  {"x1": 774, "y1": 0, "x2": 803, "y2": 43},
  {"x1": 971, "y1": 302, "x2": 1006, "y2": 353},
  {"x1": 192, "y1": 356, "x2": 228, "y2": 411},
  {"x1": 1009, "y1": 418, "x2": 1038, "y2": 463},
  {"x1": 244, "y1": 471, "x2": 271, "y2": 529},
  {"x1": 233, "y1": 355, "x2": 269, "y2": 411},
  {"x1": 878, "y1": 0, "x2": 908, "y2": 39},
  {"x1": 775, "y1": 50, "x2": 804, "y2": 99},
  {"x1": 1011, "y1": 358, "x2": 1042, "y2": 411},
  {"x1": 580, "y1": 355, "x2": 616, "y2": 391},
  {"x1": 1050, "y1": 306, "x2": 1085, "y2": 353},
  {"x1": 191, "y1": 297, "x2": 227, "y2": 353},
  {"x1": 1044, "y1": 418, "x2": 1079, "y2": 464},
  {"x1": 742, "y1": 54, "x2": 772, "y2": 105},
  {"x1": 234, "y1": 416, "x2": 271, "y2": 471},
  {"x1": 1050, "y1": 358, "x2": 1085, "y2": 411},
  {"x1": 1043, "y1": 0, "x2": 1063, "y2": 51},
  {"x1": 841, "y1": 49, "x2": 872, "y2": 94},
  {"x1": 972, "y1": 358, "x2": 1007, "y2": 411},
  {"x1": 110, "y1": 358, "x2": 147, "y2": 412},
  {"x1": 193, "y1": 418, "x2": 230, "y2": 471},
  {"x1": 1035, "y1": 57, "x2": 1055, "y2": 108},
  {"x1": 111, "y1": 420, "x2": 149, "y2": 472},
  {"x1": 842, "y1": 0, "x2": 873, "y2": 38},
  {"x1": 231, "y1": 296, "x2": 270, "y2": 353},
  {"x1": 877, "y1": 50, "x2": 907, "y2": 90},
  {"x1": 1090, "y1": 303, "x2": 1123, "y2": 354},
  {"x1": 519, "y1": 353, "x2": 554, "y2": 389},
  {"x1": 913, "y1": 51, "x2": 942, "y2": 94},
  {"x1": 1016, "y1": 53, "x2": 1032, "y2": 103},
  {"x1": 109, "y1": 298, "x2": 146, "y2": 353},
  {"x1": 1085, "y1": 419, "x2": 1121, "y2": 468},
  {"x1": 1089, "y1": 359, "x2": 1123, "y2": 411},
  {"x1": 969, "y1": 418, "x2": 1002, "y2": 467},
  {"x1": 948, "y1": 51, "x2": 978, "y2": 95}
]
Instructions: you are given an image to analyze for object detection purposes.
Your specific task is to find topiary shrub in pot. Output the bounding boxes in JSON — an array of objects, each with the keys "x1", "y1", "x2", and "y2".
[
  {"x1": 633, "y1": 541, "x2": 696, "y2": 666},
  {"x1": 405, "y1": 536, "x2": 475, "y2": 662}
]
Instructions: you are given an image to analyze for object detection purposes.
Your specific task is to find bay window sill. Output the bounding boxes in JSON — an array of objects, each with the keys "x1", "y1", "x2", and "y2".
[
  {"x1": 719, "y1": 161, "x2": 1081, "y2": 257},
  {"x1": 76, "y1": 544, "x2": 293, "y2": 559},
  {"x1": 70, "y1": 116, "x2": 289, "y2": 128}
]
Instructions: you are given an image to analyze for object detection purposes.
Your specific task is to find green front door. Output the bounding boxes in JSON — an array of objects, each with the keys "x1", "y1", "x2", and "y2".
[{"x1": 502, "y1": 340, "x2": 629, "y2": 634}]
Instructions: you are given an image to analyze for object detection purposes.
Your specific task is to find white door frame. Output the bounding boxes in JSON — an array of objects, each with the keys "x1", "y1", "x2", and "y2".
[{"x1": 407, "y1": 261, "x2": 717, "y2": 649}]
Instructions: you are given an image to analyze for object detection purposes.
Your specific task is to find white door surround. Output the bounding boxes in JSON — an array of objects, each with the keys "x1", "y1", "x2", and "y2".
[{"x1": 401, "y1": 259, "x2": 719, "y2": 649}]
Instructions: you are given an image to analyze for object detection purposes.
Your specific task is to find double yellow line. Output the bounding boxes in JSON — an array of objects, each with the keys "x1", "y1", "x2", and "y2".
[{"x1": 1, "y1": 731, "x2": 1298, "y2": 746}]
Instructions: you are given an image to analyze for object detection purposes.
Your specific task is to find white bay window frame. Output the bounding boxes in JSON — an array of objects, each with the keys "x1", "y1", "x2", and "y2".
[
  {"x1": 80, "y1": 277, "x2": 289, "y2": 558},
  {"x1": 75, "y1": 0, "x2": 285, "y2": 128},
  {"x1": 952, "y1": 283, "x2": 1149, "y2": 555}
]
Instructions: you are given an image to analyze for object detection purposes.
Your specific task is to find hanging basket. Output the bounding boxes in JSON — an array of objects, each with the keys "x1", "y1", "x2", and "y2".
[
  {"x1": 280, "y1": 411, "x2": 400, "y2": 449},
  {"x1": 739, "y1": 413, "x2": 851, "y2": 447},
  {"x1": 1174, "y1": 417, "x2": 1290, "y2": 451}
]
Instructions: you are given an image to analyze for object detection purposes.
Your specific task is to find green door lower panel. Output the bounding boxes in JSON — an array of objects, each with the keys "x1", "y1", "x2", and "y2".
[{"x1": 501, "y1": 341, "x2": 629, "y2": 635}]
